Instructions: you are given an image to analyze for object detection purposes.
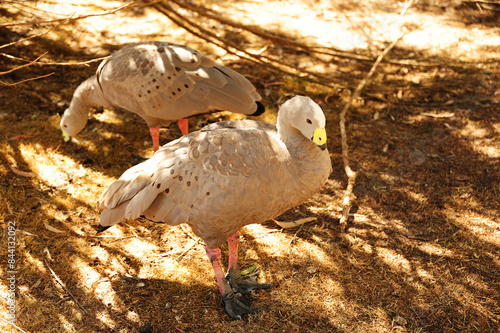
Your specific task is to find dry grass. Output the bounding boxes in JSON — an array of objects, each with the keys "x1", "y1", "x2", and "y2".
[{"x1": 1, "y1": 1, "x2": 499, "y2": 332}]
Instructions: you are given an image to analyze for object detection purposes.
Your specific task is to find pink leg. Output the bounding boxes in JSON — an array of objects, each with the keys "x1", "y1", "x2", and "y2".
[
  {"x1": 149, "y1": 127, "x2": 160, "y2": 152},
  {"x1": 226, "y1": 231, "x2": 272, "y2": 295},
  {"x1": 177, "y1": 118, "x2": 189, "y2": 136},
  {"x1": 227, "y1": 231, "x2": 240, "y2": 272},
  {"x1": 206, "y1": 247, "x2": 230, "y2": 295},
  {"x1": 205, "y1": 243, "x2": 256, "y2": 319}
]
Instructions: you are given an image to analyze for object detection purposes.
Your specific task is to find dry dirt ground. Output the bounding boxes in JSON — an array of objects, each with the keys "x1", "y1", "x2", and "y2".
[{"x1": 1, "y1": 1, "x2": 499, "y2": 332}]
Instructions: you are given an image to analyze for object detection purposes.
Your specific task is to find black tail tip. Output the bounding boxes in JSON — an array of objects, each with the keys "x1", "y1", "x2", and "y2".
[
  {"x1": 96, "y1": 225, "x2": 111, "y2": 233},
  {"x1": 250, "y1": 101, "x2": 265, "y2": 117}
]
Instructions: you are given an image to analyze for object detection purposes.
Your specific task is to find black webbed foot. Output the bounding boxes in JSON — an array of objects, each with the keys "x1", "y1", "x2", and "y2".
[
  {"x1": 226, "y1": 268, "x2": 273, "y2": 295},
  {"x1": 222, "y1": 291, "x2": 256, "y2": 320}
]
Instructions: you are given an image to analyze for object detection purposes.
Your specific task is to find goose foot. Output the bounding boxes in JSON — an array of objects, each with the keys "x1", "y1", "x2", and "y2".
[
  {"x1": 222, "y1": 291, "x2": 256, "y2": 320},
  {"x1": 226, "y1": 268, "x2": 273, "y2": 295}
]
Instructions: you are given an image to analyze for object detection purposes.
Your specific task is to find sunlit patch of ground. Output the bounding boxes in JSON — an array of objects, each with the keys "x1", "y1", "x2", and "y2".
[{"x1": 204, "y1": 0, "x2": 500, "y2": 60}]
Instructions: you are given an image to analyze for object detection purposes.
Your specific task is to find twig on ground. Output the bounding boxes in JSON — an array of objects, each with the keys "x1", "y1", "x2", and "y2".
[
  {"x1": 174, "y1": 238, "x2": 201, "y2": 262},
  {"x1": 9, "y1": 166, "x2": 39, "y2": 177},
  {"x1": 338, "y1": 0, "x2": 416, "y2": 232},
  {"x1": 108, "y1": 234, "x2": 152, "y2": 242},
  {"x1": 286, "y1": 227, "x2": 303, "y2": 253},
  {"x1": 42, "y1": 247, "x2": 89, "y2": 315},
  {"x1": 272, "y1": 217, "x2": 317, "y2": 229},
  {"x1": 338, "y1": 33, "x2": 408, "y2": 232},
  {"x1": 0, "y1": 317, "x2": 27, "y2": 333},
  {"x1": 180, "y1": 224, "x2": 198, "y2": 241}
]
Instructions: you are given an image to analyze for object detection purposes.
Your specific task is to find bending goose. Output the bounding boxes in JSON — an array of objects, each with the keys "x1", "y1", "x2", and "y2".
[
  {"x1": 98, "y1": 96, "x2": 332, "y2": 319},
  {"x1": 60, "y1": 41, "x2": 264, "y2": 151}
]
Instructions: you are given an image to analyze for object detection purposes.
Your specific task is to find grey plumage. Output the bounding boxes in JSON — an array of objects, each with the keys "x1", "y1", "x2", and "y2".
[{"x1": 60, "y1": 41, "x2": 264, "y2": 148}]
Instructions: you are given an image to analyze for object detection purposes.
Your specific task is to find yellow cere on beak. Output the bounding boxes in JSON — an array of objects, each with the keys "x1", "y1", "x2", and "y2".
[
  {"x1": 62, "y1": 130, "x2": 71, "y2": 142},
  {"x1": 312, "y1": 128, "x2": 327, "y2": 150}
]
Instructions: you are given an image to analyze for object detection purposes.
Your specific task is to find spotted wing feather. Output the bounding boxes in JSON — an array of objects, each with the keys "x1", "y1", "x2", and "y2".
[
  {"x1": 97, "y1": 42, "x2": 261, "y2": 124},
  {"x1": 98, "y1": 121, "x2": 278, "y2": 233}
]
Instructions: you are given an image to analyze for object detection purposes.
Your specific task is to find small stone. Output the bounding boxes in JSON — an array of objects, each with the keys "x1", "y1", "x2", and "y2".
[
  {"x1": 409, "y1": 149, "x2": 427, "y2": 166},
  {"x1": 61, "y1": 243, "x2": 75, "y2": 253},
  {"x1": 139, "y1": 324, "x2": 153, "y2": 333},
  {"x1": 394, "y1": 315, "x2": 407, "y2": 326},
  {"x1": 306, "y1": 266, "x2": 317, "y2": 274}
]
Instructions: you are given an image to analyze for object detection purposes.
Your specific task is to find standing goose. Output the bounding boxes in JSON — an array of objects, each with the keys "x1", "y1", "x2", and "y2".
[
  {"x1": 98, "y1": 96, "x2": 332, "y2": 319},
  {"x1": 60, "y1": 41, "x2": 264, "y2": 151}
]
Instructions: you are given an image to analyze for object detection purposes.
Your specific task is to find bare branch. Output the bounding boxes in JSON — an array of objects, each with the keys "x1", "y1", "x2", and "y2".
[
  {"x1": 0, "y1": 0, "x2": 159, "y2": 28},
  {"x1": 338, "y1": 0, "x2": 416, "y2": 232},
  {"x1": 0, "y1": 317, "x2": 27, "y2": 333},
  {"x1": 42, "y1": 247, "x2": 89, "y2": 315},
  {"x1": 0, "y1": 51, "x2": 55, "y2": 85},
  {"x1": 1, "y1": 52, "x2": 110, "y2": 67},
  {"x1": 154, "y1": 2, "x2": 348, "y2": 89},
  {"x1": 0, "y1": 22, "x2": 64, "y2": 51},
  {"x1": 0, "y1": 72, "x2": 54, "y2": 86},
  {"x1": 168, "y1": 0, "x2": 354, "y2": 59},
  {"x1": 159, "y1": 0, "x2": 469, "y2": 70},
  {"x1": 0, "y1": 52, "x2": 48, "y2": 75}
]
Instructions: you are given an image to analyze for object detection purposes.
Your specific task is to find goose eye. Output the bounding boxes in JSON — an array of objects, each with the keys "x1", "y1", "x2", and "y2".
[{"x1": 306, "y1": 119, "x2": 312, "y2": 124}]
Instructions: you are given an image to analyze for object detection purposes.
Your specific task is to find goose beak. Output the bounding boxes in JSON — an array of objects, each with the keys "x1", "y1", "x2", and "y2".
[
  {"x1": 62, "y1": 130, "x2": 71, "y2": 142},
  {"x1": 312, "y1": 128, "x2": 327, "y2": 150}
]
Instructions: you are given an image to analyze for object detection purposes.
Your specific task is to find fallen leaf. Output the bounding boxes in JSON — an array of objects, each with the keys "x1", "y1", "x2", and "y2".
[
  {"x1": 17, "y1": 229, "x2": 38, "y2": 237},
  {"x1": 241, "y1": 264, "x2": 257, "y2": 275},
  {"x1": 10, "y1": 166, "x2": 39, "y2": 178},
  {"x1": 7, "y1": 134, "x2": 34, "y2": 141},
  {"x1": 31, "y1": 279, "x2": 42, "y2": 288},
  {"x1": 273, "y1": 217, "x2": 317, "y2": 228},
  {"x1": 420, "y1": 112, "x2": 454, "y2": 118},
  {"x1": 44, "y1": 222, "x2": 64, "y2": 233}
]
